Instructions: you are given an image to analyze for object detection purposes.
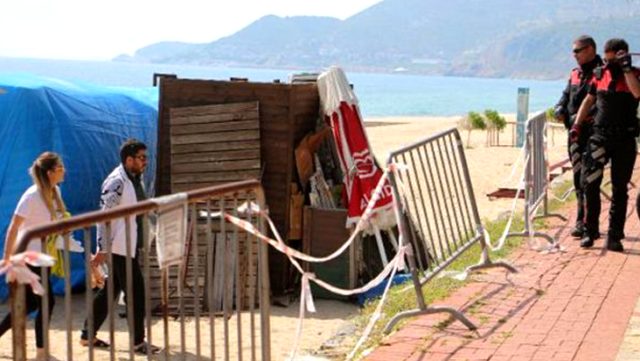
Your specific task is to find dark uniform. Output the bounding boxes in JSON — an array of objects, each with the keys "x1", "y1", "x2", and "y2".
[
  {"x1": 582, "y1": 64, "x2": 640, "y2": 245},
  {"x1": 555, "y1": 55, "x2": 602, "y2": 235}
]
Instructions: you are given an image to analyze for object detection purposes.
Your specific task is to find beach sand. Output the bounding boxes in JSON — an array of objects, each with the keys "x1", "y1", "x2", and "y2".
[
  {"x1": 0, "y1": 115, "x2": 571, "y2": 360},
  {"x1": 0, "y1": 295, "x2": 358, "y2": 361}
]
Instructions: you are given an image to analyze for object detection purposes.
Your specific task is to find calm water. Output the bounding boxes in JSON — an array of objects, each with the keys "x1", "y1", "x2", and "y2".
[{"x1": 0, "y1": 57, "x2": 566, "y2": 117}]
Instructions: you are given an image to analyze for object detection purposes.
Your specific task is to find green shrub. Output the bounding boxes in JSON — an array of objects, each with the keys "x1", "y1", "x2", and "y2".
[
  {"x1": 458, "y1": 111, "x2": 487, "y2": 147},
  {"x1": 484, "y1": 109, "x2": 506, "y2": 130},
  {"x1": 468, "y1": 111, "x2": 487, "y2": 130}
]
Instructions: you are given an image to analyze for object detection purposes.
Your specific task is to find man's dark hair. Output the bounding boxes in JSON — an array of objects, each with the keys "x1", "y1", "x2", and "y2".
[
  {"x1": 575, "y1": 35, "x2": 596, "y2": 50},
  {"x1": 120, "y1": 138, "x2": 147, "y2": 164},
  {"x1": 604, "y1": 38, "x2": 629, "y2": 54}
]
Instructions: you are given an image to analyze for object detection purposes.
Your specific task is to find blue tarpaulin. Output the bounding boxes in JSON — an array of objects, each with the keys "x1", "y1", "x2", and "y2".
[{"x1": 0, "y1": 73, "x2": 158, "y2": 299}]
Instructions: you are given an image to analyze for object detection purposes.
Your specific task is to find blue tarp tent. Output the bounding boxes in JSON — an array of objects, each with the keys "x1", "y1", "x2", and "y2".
[{"x1": 0, "y1": 73, "x2": 158, "y2": 299}]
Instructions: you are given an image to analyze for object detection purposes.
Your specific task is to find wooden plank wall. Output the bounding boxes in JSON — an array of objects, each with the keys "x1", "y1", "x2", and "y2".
[
  {"x1": 169, "y1": 101, "x2": 261, "y2": 192},
  {"x1": 157, "y1": 78, "x2": 319, "y2": 294}
]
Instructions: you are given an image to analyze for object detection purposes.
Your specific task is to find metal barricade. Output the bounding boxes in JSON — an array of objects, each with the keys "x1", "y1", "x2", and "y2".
[
  {"x1": 506, "y1": 112, "x2": 566, "y2": 247},
  {"x1": 7, "y1": 179, "x2": 270, "y2": 361},
  {"x1": 384, "y1": 128, "x2": 517, "y2": 333}
]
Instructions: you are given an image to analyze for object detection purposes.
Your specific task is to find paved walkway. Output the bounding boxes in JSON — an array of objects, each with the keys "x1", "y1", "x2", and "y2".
[{"x1": 365, "y1": 183, "x2": 640, "y2": 361}]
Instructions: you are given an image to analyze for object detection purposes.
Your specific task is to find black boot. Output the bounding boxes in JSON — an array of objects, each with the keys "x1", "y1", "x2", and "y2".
[
  {"x1": 580, "y1": 236, "x2": 594, "y2": 248},
  {"x1": 606, "y1": 238, "x2": 624, "y2": 252},
  {"x1": 570, "y1": 224, "x2": 585, "y2": 238}
]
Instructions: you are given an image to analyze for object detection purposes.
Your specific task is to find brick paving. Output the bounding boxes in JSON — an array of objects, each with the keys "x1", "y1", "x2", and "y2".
[{"x1": 364, "y1": 183, "x2": 640, "y2": 361}]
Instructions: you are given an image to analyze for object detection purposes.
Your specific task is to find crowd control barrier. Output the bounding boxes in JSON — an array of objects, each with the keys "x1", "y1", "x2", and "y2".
[
  {"x1": 505, "y1": 112, "x2": 566, "y2": 249},
  {"x1": 384, "y1": 128, "x2": 517, "y2": 333}
]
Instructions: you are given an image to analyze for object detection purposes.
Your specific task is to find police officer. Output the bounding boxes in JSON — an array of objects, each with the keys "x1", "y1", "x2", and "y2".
[
  {"x1": 574, "y1": 38, "x2": 640, "y2": 252},
  {"x1": 554, "y1": 35, "x2": 602, "y2": 238}
]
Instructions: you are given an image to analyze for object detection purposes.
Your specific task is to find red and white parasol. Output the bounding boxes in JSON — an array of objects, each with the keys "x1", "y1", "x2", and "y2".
[{"x1": 317, "y1": 67, "x2": 396, "y2": 235}]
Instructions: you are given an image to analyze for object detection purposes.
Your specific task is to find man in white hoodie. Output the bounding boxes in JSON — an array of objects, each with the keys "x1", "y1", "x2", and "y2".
[{"x1": 80, "y1": 139, "x2": 159, "y2": 354}]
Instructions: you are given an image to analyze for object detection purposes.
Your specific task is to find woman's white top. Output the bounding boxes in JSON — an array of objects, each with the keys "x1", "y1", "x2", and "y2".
[{"x1": 14, "y1": 185, "x2": 61, "y2": 253}]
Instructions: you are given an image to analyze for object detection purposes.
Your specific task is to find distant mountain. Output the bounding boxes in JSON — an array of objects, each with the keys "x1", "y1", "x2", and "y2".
[
  {"x1": 119, "y1": 0, "x2": 640, "y2": 79},
  {"x1": 450, "y1": 17, "x2": 640, "y2": 79},
  {"x1": 123, "y1": 42, "x2": 201, "y2": 63}
]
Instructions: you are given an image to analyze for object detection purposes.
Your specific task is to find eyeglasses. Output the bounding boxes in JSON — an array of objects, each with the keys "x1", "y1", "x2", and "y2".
[{"x1": 573, "y1": 46, "x2": 588, "y2": 54}]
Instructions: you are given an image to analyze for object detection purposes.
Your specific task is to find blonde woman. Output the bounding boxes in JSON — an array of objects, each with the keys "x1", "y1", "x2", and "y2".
[{"x1": 0, "y1": 152, "x2": 66, "y2": 360}]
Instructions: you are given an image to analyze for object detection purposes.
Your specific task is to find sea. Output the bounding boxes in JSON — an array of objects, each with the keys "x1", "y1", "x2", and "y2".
[{"x1": 0, "y1": 57, "x2": 566, "y2": 118}]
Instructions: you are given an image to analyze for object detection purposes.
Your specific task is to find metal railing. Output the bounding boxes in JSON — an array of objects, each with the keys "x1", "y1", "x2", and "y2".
[
  {"x1": 506, "y1": 112, "x2": 566, "y2": 247},
  {"x1": 384, "y1": 128, "x2": 516, "y2": 333},
  {"x1": 9, "y1": 179, "x2": 270, "y2": 361}
]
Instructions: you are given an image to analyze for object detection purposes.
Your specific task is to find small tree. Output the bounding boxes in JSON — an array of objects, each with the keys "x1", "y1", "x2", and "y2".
[
  {"x1": 484, "y1": 109, "x2": 507, "y2": 146},
  {"x1": 458, "y1": 111, "x2": 486, "y2": 147}
]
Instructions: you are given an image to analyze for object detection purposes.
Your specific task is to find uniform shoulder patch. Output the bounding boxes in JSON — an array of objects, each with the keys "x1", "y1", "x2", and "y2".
[{"x1": 594, "y1": 67, "x2": 603, "y2": 80}]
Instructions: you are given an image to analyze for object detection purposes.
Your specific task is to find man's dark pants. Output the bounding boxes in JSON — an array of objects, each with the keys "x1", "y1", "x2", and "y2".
[
  {"x1": 568, "y1": 123, "x2": 592, "y2": 228},
  {"x1": 583, "y1": 132, "x2": 637, "y2": 240},
  {"x1": 81, "y1": 254, "x2": 146, "y2": 344}
]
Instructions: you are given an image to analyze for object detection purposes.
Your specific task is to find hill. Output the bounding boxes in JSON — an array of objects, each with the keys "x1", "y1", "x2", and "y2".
[{"x1": 120, "y1": 0, "x2": 640, "y2": 79}]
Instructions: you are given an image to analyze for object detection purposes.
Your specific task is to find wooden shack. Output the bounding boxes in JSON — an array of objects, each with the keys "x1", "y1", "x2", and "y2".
[{"x1": 156, "y1": 76, "x2": 320, "y2": 295}]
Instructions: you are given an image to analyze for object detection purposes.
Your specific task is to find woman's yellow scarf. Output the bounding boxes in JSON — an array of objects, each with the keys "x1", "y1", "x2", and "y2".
[{"x1": 45, "y1": 211, "x2": 71, "y2": 277}]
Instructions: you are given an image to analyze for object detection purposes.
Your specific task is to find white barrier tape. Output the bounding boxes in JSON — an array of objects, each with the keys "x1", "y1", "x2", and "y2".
[
  {"x1": 526, "y1": 207, "x2": 541, "y2": 251},
  {"x1": 549, "y1": 186, "x2": 574, "y2": 203},
  {"x1": 346, "y1": 254, "x2": 401, "y2": 361},
  {"x1": 289, "y1": 242, "x2": 406, "y2": 360},
  {"x1": 302, "y1": 274, "x2": 317, "y2": 313},
  {"x1": 485, "y1": 147, "x2": 560, "y2": 254},
  {"x1": 294, "y1": 247, "x2": 404, "y2": 356},
  {"x1": 486, "y1": 187, "x2": 519, "y2": 253},
  {"x1": 0, "y1": 251, "x2": 55, "y2": 295},
  {"x1": 226, "y1": 198, "x2": 410, "y2": 358},
  {"x1": 280, "y1": 233, "x2": 406, "y2": 359},
  {"x1": 505, "y1": 139, "x2": 528, "y2": 185},
  {"x1": 437, "y1": 269, "x2": 471, "y2": 281},
  {"x1": 205, "y1": 163, "x2": 408, "y2": 263},
  {"x1": 484, "y1": 154, "x2": 529, "y2": 252},
  {"x1": 225, "y1": 162, "x2": 411, "y2": 359},
  {"x1": 287, "y1": 247, "x2": 405, "y2": 360},
  {"x1": 226, "y1": 191, "x2": 407, "y2": 361},
  {"x1": 225, "y1": 213, "x2": 328, "y2": 262},
  {"x1": 288, "y1": 273, "x2": 317, "y2": 361},
  {"x1": 310, "y1": 247, "x2": 406, "y2": 296},
  {"x1": 228, "y1": 165, "x2": 399, "y2": 265},
  {"x1": 227, "y1": 208, "x2": 409, "y2": 295},
  {"x1": 284, "y1": 245, "x2": 406, "y2": 360}
]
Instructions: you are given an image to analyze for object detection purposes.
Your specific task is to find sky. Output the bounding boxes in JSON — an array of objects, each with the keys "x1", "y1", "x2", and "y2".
[{"x1": 0, "y1": 0, "x2": 382, "y2": 61}]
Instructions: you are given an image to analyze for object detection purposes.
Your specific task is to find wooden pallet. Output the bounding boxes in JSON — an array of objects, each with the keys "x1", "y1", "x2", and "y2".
[{"x1": 143, "y1": 205, "x2": 260, "y2": 317}]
